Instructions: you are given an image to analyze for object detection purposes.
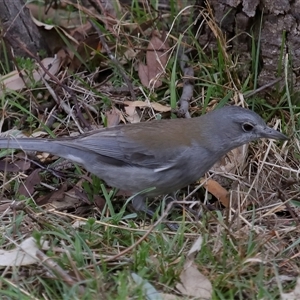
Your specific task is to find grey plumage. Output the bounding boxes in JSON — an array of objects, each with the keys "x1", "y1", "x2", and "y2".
[{"x1": 0, "y1": 106, "x2": 288, "y2": 215}]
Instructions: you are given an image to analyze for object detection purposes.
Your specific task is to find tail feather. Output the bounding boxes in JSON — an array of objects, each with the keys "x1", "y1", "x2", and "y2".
[
  {"x1": 0, "y1": 138, "x2": 53, "y2": 152},
  {"x1": 0, "y1": 138, "x2": 85, "y2": 165}
]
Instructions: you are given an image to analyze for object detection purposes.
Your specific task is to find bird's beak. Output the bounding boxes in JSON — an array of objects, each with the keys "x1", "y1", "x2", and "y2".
[{"x1": 260, "y1": 126, "x2": 289, "y2": 140}]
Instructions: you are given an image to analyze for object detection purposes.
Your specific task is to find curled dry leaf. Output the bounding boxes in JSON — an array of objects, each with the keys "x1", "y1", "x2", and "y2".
[
  {"x1": 31, "y1": 131, "x2": 49, "y2": 138},
  {"x1": 123, "y1": 100, "x2": 171, "y2": 113},
  {"x1": 207, "y1": 145, "x2": 248, "y2": 208},
  {"x1": 28, "y1": 8, "x2": 55, "y2": 30},
  {"x1": 36, "y1": 57, "x2": 62, "y2": 80},
  {"x1": 124, "y1": 106, "x2": 141, "y2": 123},
  {"x1": 200, "y1": 178, "x2": 230, "y2": 208},
  {"x1": 138, "y1": 31, "x2": 170, "y2": 88},
  {"x1": 187, "y1": 235, "x2": 203, "y2": 260},
  {"x1": 27, "y1": 4, "x2": 89, "y2": 29}
]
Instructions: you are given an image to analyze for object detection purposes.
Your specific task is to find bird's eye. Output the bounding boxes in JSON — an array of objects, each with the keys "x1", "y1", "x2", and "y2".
[{"x1": 242, "y1": 123, "x2": 254, "y2": 132}]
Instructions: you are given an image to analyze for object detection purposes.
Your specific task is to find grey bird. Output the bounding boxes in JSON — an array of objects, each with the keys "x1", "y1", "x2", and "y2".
[{"x1": 0, "y1": 106, "x2": 288, "y2": 216}]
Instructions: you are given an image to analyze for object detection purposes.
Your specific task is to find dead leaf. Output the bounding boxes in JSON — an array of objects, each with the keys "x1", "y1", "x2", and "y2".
[
  {"x1": 176, "y1": 236, "x2": 212, "y2": 299},
  {"x1": 124, "y1": 106, "x2": 141, "y2": 123},
  {"x1": 151, "y1": 102, "x2": 171, "y2": 112},
  {"x1": 281, "y1": 277, "x2": 300, "y2": 300},
  {"x1": 31, "y1": 131, "x2": 49, "y2": 138},
  {"x1": 187, "y1": 235, "x2": 203, "y2": 260},
  {"x1": 138, "y1": 31, "x2": 170, "y2": 88},
  {"x1": 18, "y1": 169, "x2": 41, "y2": 197},
  {"x1": 72, "y1": 220, "x2": 87, "y2": 228},
  {"x1": 138, "y1": 64, "x2": 150, "y2": 87},
  {"x1": 29, "y1": 9, "x2": 55, "y2": 30},
  {"x1": 201, "y1": 179, "x2": 230, "y2": 208},
  {"x1": 72, "y1": 186, "x2": 105, "y2": 211},
  {"x1": 94, "y1": 196, "x2": 106, "y2": 210},
  {"x1": 0, "y1": 56, "x2": 61, "y2": 96},
  {"x1": 0, "y1": 71, "x2": 27, "y2": 92},
  {"x1": 36, "y1": 183, "x2": 68, "y2": 206},
  {"x1": 176, "y1": 263, "x2": 212, "y2": 300},
  {"x1": 106, "y1": 108, "x2": 121, "y2": 127},
  {"x1": 36, "y1": 57, "x2": 62, "y2": 80},
  {"x1": 0, "y1": 129, "x2": 28, "y2": 139},
  {"x1": 51, "y1": 187, "x2": 82, "y2": 209},
  {"x1": 27, "y1": 4, "x2": 87, "y2": 29},
  {"x1": 123, "y1": 100, "x2": 171, "y2": 112},
  {"x1": 123, "y1": 48, "x2": 137, "y2": 61},
  {"x1": 0, "y1": 237, "x2": 49, "y2": 266},
  {"x1": 0, "y1": 160, "x2": 31, "y2": 172},
  {"x1": 69, "y1": 34, "x2": 102, "y2": 70}
]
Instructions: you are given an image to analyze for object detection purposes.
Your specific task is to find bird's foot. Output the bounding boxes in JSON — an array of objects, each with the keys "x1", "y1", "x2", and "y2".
[{"x1": 130, "y1": 195, "x2": 179, "y2": 231}]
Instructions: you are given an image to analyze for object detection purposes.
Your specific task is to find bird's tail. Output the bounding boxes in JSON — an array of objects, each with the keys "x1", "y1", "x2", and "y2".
[{"x1": 0, "y1": 138, "x2": 85, "y2": 165}]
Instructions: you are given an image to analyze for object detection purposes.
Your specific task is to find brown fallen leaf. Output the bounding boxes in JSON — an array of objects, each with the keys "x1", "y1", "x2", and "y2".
[
  {"x1": 0, "y1": 160, "x2": 31, "y2": 172},
  {"x1": 18, "y1": 169, "x2": 42, "y2": 198},
  {"x1": 201, "y1": 178, "x2": 230, "y2": 208},
  {"x1": 51, "y1": 186, "x2": 82, "y2": 209},
  {"x1": 138, "y1": 31, "x2": 170, "y2": 88},
  {"x1": 36, "y1": 183, "x2": 68, "y2": 206},
  {"x1": 209, "y1": 145, "x2": 248, "y2": 208},
  {"x1": 73, "y1": 186, "x2": 105, "y2": 211}
]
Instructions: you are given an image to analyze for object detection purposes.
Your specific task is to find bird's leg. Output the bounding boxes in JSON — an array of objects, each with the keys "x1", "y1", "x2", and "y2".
[
  {"x1": 166, "y1": 193, "x2": 203, "y2": 220},
  {"x1": 130, "y1": 195, "x2": 155, "y2": 217},
  {"x1": 130, "y1": 195, "x2": 179, "y2": 230}
]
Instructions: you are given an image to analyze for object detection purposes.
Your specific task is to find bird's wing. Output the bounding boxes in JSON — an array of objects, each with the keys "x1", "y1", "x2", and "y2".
[{"x1": 56, "y1": 125, "x2": 191, "y2": 170}]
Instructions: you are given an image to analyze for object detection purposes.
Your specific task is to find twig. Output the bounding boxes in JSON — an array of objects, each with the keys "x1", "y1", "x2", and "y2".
[
  {"x1": 36, "y1": 249, "x2": 86, "y2": 295},
  {"x1": 244, "y1": 77, "x2": 282, "y2": 98},
  {"x1": 14, "y1": 42, "x2": 92, "y2": 131},
  {"x1": 90, "y1": 20, "x2": 137, "y2": 101}
]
